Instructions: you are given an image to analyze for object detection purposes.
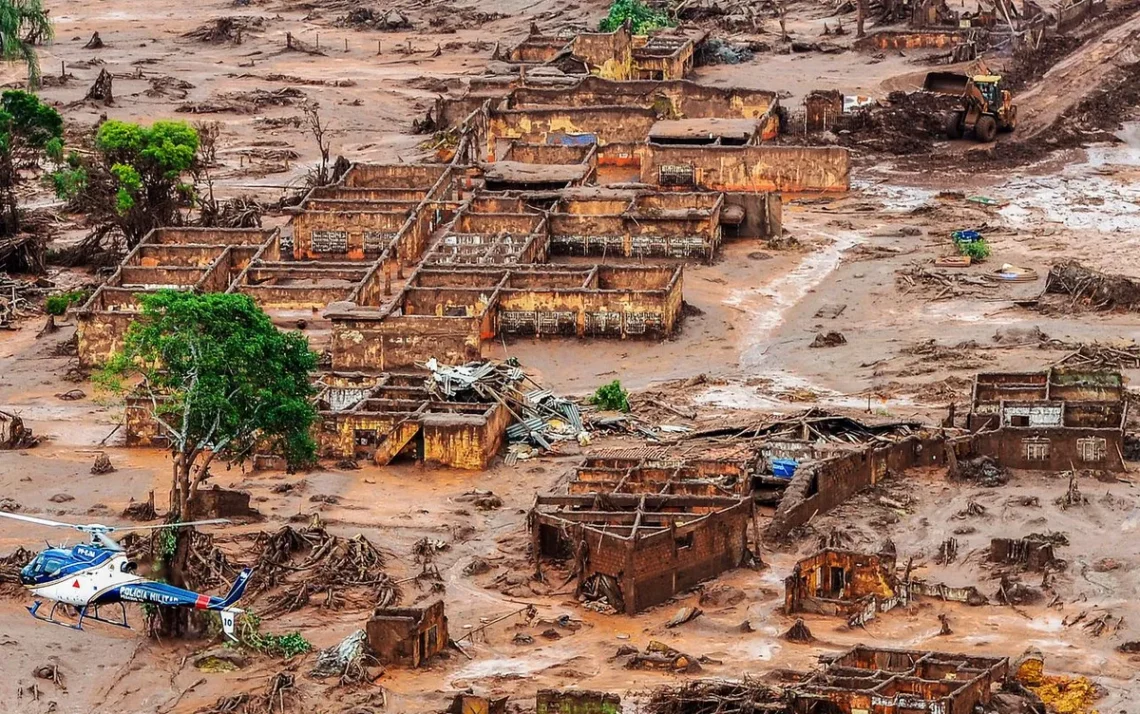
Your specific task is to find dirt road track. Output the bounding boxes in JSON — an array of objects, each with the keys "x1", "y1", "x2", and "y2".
[{"x1": 1015, "y1": 9, "x2": 1140, "y2": 137}]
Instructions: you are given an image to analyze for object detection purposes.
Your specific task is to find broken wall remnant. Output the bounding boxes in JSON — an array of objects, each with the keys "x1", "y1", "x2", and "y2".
[
  {"x1": 789, "y1": 645, "x2": 1009, "y2": 714},
  {"x1": 990, "y1": 537, "x2": 1059, "y2": 571},
  {"x1": 531, "y1": 493, "x2": 752, "y2": 614},
  {"x1": 641, "y1": 144, "x2": 849, "y2": 194},
  {"x1": 766, "y1": 433, "x2": 954, "y2": 538},
  {"x1": 784, "y1": 548, "x2": 901, "y2": 622},
  {"x1": 75, "y1": 227, "x2": 279, "y2": 367},
  {"x1": 366, "y1": 600, "x2": 448, "y2": 667},
  {"x1": 186, "y1": 487, "x2": 260, "y2": 521},
  {"x1": 535, "y1": 689, "x2": 621, "y2": 714},
  {"x1": 967, "y1": 369, "x2": 1127, "y2": 471}
]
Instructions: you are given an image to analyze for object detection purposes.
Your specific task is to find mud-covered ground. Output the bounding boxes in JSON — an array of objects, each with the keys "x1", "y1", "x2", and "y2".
[{"x1": 0, "y1": 0, "x2": 1138, "y2": 711}]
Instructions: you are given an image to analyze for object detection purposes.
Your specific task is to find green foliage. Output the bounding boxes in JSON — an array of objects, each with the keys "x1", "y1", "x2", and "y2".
[
  {"x1": 100, "y1": 291, "x2": 319, "y2": 470},
  {"x1": 44, "y1": 289, "x2": 89, "y2": 315},
  {"x1": 157, "y1": 527, "x2": 178, "y2": 559},
  {"x1": 0, "y1": 90, "x2": 62, "y2": 235},
  {"x1": 956, "y1": 238, "x2": 991, "y2": 261},
  {"x1": 90, "y1": 120, "x2": 200, "y2": 242},
  {"x1": 110, "y1": 163, "x2": 142, "y2": 214},
  {"x1": 591, "y1": 379, "x2": 630, "y2": 412},
  {"x1": 49, "y1": 166, "x2": 86, "y2": 199},
  {"x1": 599, "y1": 0, "x2": 672, "y2": 34},
  {"x1": 236, "y1": 613, "x2": 313, "y2": 658},
  {"x1": 0, "y1": 90, "x2": 61, "y2": 146},
  {"x1": 0, "y1": 0, "x2": 53, "y2": 87},
  {"x1": 96, "y1": 120, "x2": 198, "y2": 176}
]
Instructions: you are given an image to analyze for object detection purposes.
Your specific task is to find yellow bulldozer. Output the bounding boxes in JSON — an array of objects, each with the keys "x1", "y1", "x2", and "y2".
[{"x1": 924, "y1": 68, "x2": 1017, "y2": 142}]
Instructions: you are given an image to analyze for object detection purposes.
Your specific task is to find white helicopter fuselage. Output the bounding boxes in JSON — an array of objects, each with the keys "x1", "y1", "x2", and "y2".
[{"x1": 29, "y1": 552, "x2": 145, "y2": 607}]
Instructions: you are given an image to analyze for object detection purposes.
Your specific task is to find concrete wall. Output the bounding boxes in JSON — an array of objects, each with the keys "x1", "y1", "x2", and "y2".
[
  {"x1": 641, "y1": 144, "x2": 849, "y2": 193},
  {"x1": 488, "y1": 107, "x2": 659, "y2": 155},
  {"x1": 972, "y1": 427, "x2": 1125, "y2": 471},
  {"x1": 856, "y1": 30, "x2": 969, "y2": 49},
  {"x1": 330, "y1": 313, "x2": 485, "y2": 371},
  {"x1": 626, "y1": 499, "x2": 751, "y2": 612},
  {"x1": 291, "y1": 210, "x2": 408, "y2": 260}
]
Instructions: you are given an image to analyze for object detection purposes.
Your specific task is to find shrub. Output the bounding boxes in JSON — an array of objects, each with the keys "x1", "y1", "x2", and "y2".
[
  {"x1": 591, "y1": 380, "x2": 630, "y2": 412},
  {"x1": 45, "y1": 289, "x2": 89, "y2": 315},
  {"x1": 599, "y1": 0, "x2": 672, "y2": 34},
  {"x1": 956, "y1": 238, "x2": 991, "y2": 261}
]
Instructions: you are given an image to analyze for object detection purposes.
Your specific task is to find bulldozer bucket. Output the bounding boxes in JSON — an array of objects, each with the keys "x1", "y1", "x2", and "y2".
[{"x1": 924, "y1": 72, "x2": 970, "y2": 94}]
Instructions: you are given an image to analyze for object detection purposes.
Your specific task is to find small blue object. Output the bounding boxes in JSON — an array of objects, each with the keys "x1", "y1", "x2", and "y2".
[
  {"x1": 952, "y1": 229, "x2": 983, "y2": 243},
  {"x1": 771, "y1": 458, "x2": 799, "y2": 479}
]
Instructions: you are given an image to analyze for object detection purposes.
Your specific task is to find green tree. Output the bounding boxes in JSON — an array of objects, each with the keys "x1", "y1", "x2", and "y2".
[
  {"x1": 599, "y1": 0, "x2": 672, "y2": 34},
  {"x1": 100, "y1": 291, "x2": 317, "y2": 635},
  {"x1": 0, "y1": 89, "x2": 61, "y2": 238},
  {"x1": 94, "y1": 119, "x2": 199, "y2": 244},
  {"x1": 0, "y1": 0, "x2": 53, "y2": 88}
]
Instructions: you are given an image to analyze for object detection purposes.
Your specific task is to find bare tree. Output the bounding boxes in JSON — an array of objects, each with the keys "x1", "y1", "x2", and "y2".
[{"x1": 303, "y1": 102, "x2": 332, "y2": 187}]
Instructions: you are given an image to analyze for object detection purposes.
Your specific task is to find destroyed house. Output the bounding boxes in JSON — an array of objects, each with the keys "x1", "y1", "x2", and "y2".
[
  {"x1": 366, "y1": 600, "x2": 448, "y2": 667},
  {"x1": 75, "y1": 227, "x2": 279, "y2": 366},
  {"x1": 967, "y1": 369, "x2": 1127, "y2": 471},
  {"x1": 789, "y1": 645, "x2": 1008, "y2": 714},
  {"x1": 314, "y1": 372, "x2": 513, "y2": 470},
  {"x1": 549, "y1": 191, "x2": 727, "y2": 261},
  {"x1": 784, "y1": 548, "x2": 904, "y2": 625},
  {"x1": 531, "y1": 493, "x2": 752, "y2": 614},
  {"x1": 569, "y1": 451, "x2": 757, "y2": 497},
  {"x1": 328, "y1": 264, "x2": 684, "y2": 371},
  {"x1": 498, "y1": 24, "x2": 694, "y2": 82}
]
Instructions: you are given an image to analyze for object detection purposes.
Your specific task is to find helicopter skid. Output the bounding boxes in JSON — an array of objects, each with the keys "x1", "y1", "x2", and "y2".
[{"x1": 28, "y1": 600, "x2": 131, "y2": 632}]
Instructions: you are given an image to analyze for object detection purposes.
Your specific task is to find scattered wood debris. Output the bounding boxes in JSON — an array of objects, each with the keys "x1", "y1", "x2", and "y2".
[{"x1": 181, "y1": 16, "x2": 265, "y2": 44}]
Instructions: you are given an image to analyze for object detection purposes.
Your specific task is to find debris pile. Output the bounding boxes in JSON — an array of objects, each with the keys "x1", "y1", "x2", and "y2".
[
  {"x1": 0, "y1": 410, "x2": 38, "y2": 449},
  {"x1": 1045, "y1": 260, "x2": 1140, "y2": 311},
  {"x1": 623, "y1": 641, "x2": 702, "y2": 673},
  {"x1": 177, "y1": 88, "x2": 305, "y2": 115},
  {"x1": 809, "y1": 330, "x2": 847, "y2": 348},
  {"x1": 249, "y1": 522, "x2": 400, "y2": 616},
  {"x1": 0, "y1": 546, "x2": 33, "y2": 596},
  {"x1": 951, "y1": 455, "x2": 1008, "y2": 487},
  {"x1": 896, "y1": 263, "x2": 998, "y2": 301},
  {"x1": 181, "y1": 16, "x2": 265, "y2": 43},
  {"x1": 644, "y1": 677, "x2": 785, "y2": 714},
  {"x1": 309, "y1": 629, "x2": 380, "y2": 684},
  {"x1": 782, "y1": 618, "x2": 815, "y2": 642},
  {"x1": 336, "y1": 8, "x2": 412, "y2": 30},
  {"x1": 1045, "y1": 339, "x2": 1140, "y2": 370}
]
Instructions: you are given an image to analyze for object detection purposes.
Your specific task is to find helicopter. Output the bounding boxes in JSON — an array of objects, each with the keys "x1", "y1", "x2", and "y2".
[{"x1": 0, "y1": 511, "x2": 252, "y2": 640}]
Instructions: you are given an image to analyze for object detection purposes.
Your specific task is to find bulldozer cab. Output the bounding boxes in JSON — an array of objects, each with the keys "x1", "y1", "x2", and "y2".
[{"x1": 972, "y1": 75, "x2": 1002, "y2": 109}]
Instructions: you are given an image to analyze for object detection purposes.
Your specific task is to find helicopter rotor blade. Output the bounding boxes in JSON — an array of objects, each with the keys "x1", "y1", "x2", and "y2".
[
  {"x1": 0, "y1": 511, "x2": 86, "y2": 531},
  {"x1": 93, "y1": 531, "x2": 124, "y2": 552},
  {"x1": 109, "y1": 519, "x2": 231, "y2": 533}
]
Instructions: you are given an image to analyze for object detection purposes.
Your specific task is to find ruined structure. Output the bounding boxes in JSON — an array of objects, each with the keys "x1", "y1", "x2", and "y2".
[
  {"x1": 967, "y1": 369, "x2": 1127, "y2": 471},
  {"x1": 75, "y1": 227, "x2": 280, "y2": 366},
  {"x1": 784, "y1": 548, "x2": 903, "y2": 623},
  {"x1": 569, "y1": 450, "x2": 757, "y2": 497},
  {"x1": 531, "y1": 493, "x2": 752, "y2": 614},
  {"x1": 789, "y1": 645, "x2": 1009, "y2": 713},
  {"x1": 535, "y1": 689, "x2": 621, "y2": 714},
  {"x1": 315, "y1": 371, "x2": 513, "y2": 470},
  {"x1": 366, "y1": 600, "x2": 448, "y2": 667}
]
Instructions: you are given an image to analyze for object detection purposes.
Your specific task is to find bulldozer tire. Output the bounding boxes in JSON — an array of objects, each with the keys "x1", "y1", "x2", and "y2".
[
  {"x1": 945, "y1": 111, "x2": 965, "y2": 140},
  {"x1": 974, "y1": 115, "x2": 998, "y2": 142}
]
